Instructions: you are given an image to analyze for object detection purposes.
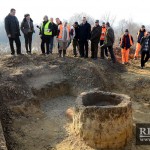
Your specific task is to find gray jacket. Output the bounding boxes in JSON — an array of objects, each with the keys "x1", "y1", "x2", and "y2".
[
  {"x1": 21, "y1": 18, "x2": 34, "y2": 34},
  {"x1": 104, "y1": 27, "x2": 115, "y2": 46}
]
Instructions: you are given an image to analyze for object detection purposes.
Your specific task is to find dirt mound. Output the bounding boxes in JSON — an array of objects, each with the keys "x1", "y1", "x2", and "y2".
[{"x1": 0, "y1": 54, "x2": 150, "y2": 150}]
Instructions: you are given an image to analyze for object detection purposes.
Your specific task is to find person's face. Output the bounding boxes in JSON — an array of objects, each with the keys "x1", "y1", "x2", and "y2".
[
  {"x1": 56, "y1": 18, "x2": 60, "y2": 24},
  {"x1": 50, "y1": 18, "x2": 53, "y2": 23},
  {"x1": 102, "y1": 24, "x2": 105, "y2": 27},
  {"x1": 125, "y1": 32, "x2": 128, "y2": 35},
  {"x1": 82, "y1": 18, "x2": 86, "y2": 24},
  {"x1": 141, "y1": 27, "x2": 145, "y2": 31},
  {"x1": 43, "y1": 16, "x2": 48, "y2": 21},
  {"x1": 64, "y1": 22, "x2": 67, "y2": 27},
  {"x1": 10, "y1": 10, "x2": 16, "y2": 16},
  {"x1": 73, "y1": 24, "x2": 77, "y2": 28},
  {"x1": 95, "y1": 22, "x2": 99, "y2": 26},
  {"x1": 106, "y1": 24, "x2": 108, "y2": 29},
  {"x1": 26, "y1": 15, "x2": 30, "y2": 20},
  {"x1": 146, "y1": 32, "x2": 150, "y2": 37}
]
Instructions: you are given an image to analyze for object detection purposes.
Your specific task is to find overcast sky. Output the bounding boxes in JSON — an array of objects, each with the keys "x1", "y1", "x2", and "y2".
[{"x1": 0, "y1": 0, "x2": 149, "y2": 26}]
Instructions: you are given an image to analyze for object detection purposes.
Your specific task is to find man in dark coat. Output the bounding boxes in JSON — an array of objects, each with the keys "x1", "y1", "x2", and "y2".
[
  {"x1": 90, "y1": 20, "x2": 102, "y2": 59},
  {"x1": 101, "y1": 22, "x2": 116, "y2": 63},
  {"x1": 140, "y1": 31, "x2": 150, "y2": 69},
  {"x1": 21, "y1": 14, "x2": 34, "y2": 54},
  {"x1": 4, "y1": 8, "x2": 21, "y2": 55},
  {"x1": 78, "y1": 17, "x2": 91, "y2": 58},
  {"x1": 49, "y1": 17, "x2": 57, "y2": 54}
]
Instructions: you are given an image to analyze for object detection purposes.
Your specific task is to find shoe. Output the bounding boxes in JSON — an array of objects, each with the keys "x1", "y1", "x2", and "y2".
[
  {"x1": 141, "y1": 66, "x2": 144, "y2": 69},
  {"x1": 122, "y1": 62, "x2": 125, "y2": 64}
]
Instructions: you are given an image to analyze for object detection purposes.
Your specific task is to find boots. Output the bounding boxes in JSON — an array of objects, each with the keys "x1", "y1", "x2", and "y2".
[
  {"x1": 63, "y1": 49, "x2": 66, "y2": 57},
  {"x1": 59, "y1": 50, "x2": 62, "y2": 57}
]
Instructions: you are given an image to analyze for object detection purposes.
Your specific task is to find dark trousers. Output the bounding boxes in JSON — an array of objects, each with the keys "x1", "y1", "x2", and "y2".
[
  {"x1": 73, "y1": 39, "x2": 79, "y2": 56},
  {"x1": 24, "y1": 32, "x2": 33, "y2": 53},
  {"x1": 100, "y1": 40, "x2": 108, "y2": 57},
  {"x1": 41, "y1": 36, "x2": 50, "y2": 54},
  {"x1": 101, "y1": 45, "x2": 116, "y2": 63},
  {"x1": 8, "y1": 36, "x2": 21, "y2": 55},
  {"x1": 91, "y1": 42, "x2": 98, "y2": 58},
  {"x1": 79, "y1": 40, "x2": 88, "y2": 58},
  {"x1": 49, "y1": 36, "x2": 54, "y2": 53},
  {"x1": 141, "y1": 51, "x2": 150, "y2": 67}
]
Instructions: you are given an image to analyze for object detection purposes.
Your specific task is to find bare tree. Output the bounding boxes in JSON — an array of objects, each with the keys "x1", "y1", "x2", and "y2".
[
  {"x1": 69, "y1": 12, "x2": 95, "y2": 26},
  {"x1": 101, "y1": 12, "x2": 116, "y2": 26}
]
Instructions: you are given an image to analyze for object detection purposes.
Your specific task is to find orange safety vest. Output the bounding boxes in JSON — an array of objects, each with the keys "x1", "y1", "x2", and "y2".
[
  {"x1": 58, "y1": 25, "x2": 70, "y2": 39},
  {"x1": 120, "y1": 34, "x2": 133, "y2": 46},
  {"x1": 100, "y1": 27, "x2": 106, "y2": 40}
]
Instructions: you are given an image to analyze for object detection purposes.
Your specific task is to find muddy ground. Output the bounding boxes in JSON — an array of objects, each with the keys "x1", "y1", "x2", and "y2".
[{"x1": 0, "y1": 53, "x2": 150, "y2": 150}]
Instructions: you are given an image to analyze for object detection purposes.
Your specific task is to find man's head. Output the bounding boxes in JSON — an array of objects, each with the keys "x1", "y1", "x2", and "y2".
[
  {"x1": 125, "y1": 29, "x2": 129, "y2": 35},
  {"x1": 95, "y1": 20, "x2": 99, "y2": 26},
  {"x1": 73, "y1": 22, "x2": 78, "y2": 28},
  {"x1": 146, "y1": 31, "x2": 150, "y2": 37},
  {"x1": 63, "y1": 21, "x2": 68, "y2": 27},
  {"x1": 24, "y1": 14, "x2": 30, "y2": 20},
  {"x1": 102, "y1": 22, "x2": 105, "y2": 27},
  {"x1": 82, "y1": 17, "x2": 87, "y2": 24},
  {"x1": 106, "y1": 22, "x2": 110, "y2": 29},
  {"x1": 56, "y1": 18, "x2": 60, "y2": 24},
  {"x1": 43, "y1": 15, "x2": 48, "y2": 21},
  {"x1": 50, "y1": 18, "x2": 53, "y2": 23},
  {"x1": 10, "y1": 8, "x2": 16, "y2": 16},
  {"x1": 141, "y1": 25, "x2": 145, "y2": 31}
]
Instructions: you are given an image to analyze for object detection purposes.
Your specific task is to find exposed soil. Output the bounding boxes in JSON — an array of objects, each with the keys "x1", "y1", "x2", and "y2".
[{"x1": 0, "y1": 53, "x2": 150, "y2": 150}]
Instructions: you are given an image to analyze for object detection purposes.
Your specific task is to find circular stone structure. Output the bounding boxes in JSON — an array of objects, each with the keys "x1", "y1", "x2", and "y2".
[{"x1": 73, "y1": 90, "x2": 133, "y2": 149}]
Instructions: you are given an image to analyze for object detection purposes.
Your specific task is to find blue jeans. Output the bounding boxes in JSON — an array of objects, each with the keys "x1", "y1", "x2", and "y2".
[{"x1": 49, "y1": 36, "x2": 54, "y2": 53}]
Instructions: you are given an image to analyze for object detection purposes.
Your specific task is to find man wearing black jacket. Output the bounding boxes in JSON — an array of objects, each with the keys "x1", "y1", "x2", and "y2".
[
  {"x1": 5, "y1": 8, "x2": 21, "y2": 55},
  {"x1": 78, "y1": 17, "x2": 91, "y2": 58},
  {"x1": 90, "y1": 20, "x2": 102, "y2": 59},
  {"x1": 49, "y1": 18, "x2": 57, "y2": 54},
  {"x1": 140, "y1": 32, "x2": 150, "y2": 69}
]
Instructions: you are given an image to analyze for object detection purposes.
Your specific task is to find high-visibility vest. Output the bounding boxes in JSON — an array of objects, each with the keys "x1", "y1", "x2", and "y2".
[
  {"x1": 120, "y1": 34, "x2": 133, "y2": 46},
  {"x1": 41, "y1": 21, "x2": 52, "y2": 35},
  {"x1": 58, "y1": 25, "x2": 70, "y2": 40},
  {"x1": 100, "y1": 27, "x2": 106, "y2": 40}
]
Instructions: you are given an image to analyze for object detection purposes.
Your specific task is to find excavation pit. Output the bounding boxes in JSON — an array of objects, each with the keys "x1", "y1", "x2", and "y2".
[{"x1": 73, "y1": 90, "x2": 133, "y2": 149}]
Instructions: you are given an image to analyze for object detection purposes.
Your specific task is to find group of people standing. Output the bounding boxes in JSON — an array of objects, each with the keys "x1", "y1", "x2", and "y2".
[{"x1": 4, "y1": 8, "x2": 150, "y2": 68}]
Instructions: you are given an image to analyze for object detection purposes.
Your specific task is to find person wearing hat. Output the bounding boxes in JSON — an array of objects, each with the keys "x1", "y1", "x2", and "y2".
[
  {"x1": 70, "y1": 22, "x2": 80, "y2": 57},
  {"x1": 134, "y1": 25, "x2": 146, "y2": 59},
  {"x1": 21, "y1": 14, "x2": 34, "y2": 54},
  {"x1": 90, "y1": 20, "x2": 102, "y2": 59},
  {"x1": 140, "y1": 31, "x2": 150, "y2": 69},
  {"x1": 101, "y1": 22, "x2": 116, "y2": 63},
  {"x1": 100, "y1": 22, "x2": 108, "y2": 57},
  {"x1": 120, "y1": 29, "x2": 134, "y2": 64}
]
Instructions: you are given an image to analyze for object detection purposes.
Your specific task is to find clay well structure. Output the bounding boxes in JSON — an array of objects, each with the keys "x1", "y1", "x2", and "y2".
[{"x1": 73, "y1": 90, "x2": 133, "y2": 149}]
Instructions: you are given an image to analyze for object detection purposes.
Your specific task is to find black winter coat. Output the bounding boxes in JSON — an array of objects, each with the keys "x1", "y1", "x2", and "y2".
[
  {"x1": 78, "y1": 22, "x2": 91, "y2": 41},
  {"x1": 51, "y1": 22, "x2": 57, "y2": 37},
  {"x1": 21, "y1": 18, "x2": 34, "y2": 34},
  {"x1": 4, "y1": 14, "x2": 21, "y2": 38},
  {"x1": 90, "y1": 25, "x2": 102, "y2": 43},
  {"x1": 140, "y1": 36, "x2": 150, "y2": 53}
]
